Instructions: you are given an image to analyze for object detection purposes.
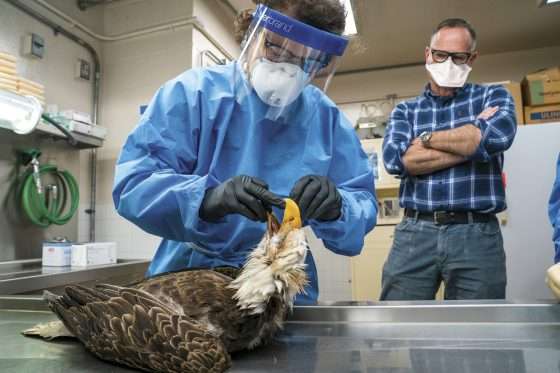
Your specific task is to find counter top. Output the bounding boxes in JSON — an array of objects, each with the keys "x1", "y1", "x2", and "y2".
[
  {"x1": 0, "y1": 259, "x2": 149, "y2": 295},
  {"x1": 1, "y1": 298, "x2": 559, "y2": 372}
]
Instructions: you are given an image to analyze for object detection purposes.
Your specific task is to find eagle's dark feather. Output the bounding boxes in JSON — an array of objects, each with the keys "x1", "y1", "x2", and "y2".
[
  {"x1": 26, "y1": 201, "x2": 308, "y2": 373},
  {"x1": 46, "y1": 284, "x2": 231, "y2": 373},
  {"x1": 135, "y1": 269, "x2": 287, "y2": 353}
]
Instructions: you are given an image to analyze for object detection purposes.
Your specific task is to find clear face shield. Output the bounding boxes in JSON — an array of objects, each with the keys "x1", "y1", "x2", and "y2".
[{"x1": 236, "y1": 4, "x2": 348, "y2": 119}]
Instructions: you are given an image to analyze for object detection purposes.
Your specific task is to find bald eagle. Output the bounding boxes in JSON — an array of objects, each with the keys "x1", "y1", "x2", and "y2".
[{"x1": 23, "y1": 199, "x2": 309, "y2": 373}]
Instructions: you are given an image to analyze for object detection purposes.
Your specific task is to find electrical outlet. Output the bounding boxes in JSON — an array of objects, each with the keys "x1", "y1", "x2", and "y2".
[
  {"x1": 22, "y1": 33, "x2": 45, "y2": 59},
  {"x1": 75, "y1": 59, "x2": 91, "y2": 81}
]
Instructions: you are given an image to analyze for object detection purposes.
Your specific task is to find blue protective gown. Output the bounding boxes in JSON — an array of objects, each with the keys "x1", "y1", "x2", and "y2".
[
  {"x1": 550, "y1": 154, "x2": 560, "y2": 263},
  {"x1": 113, "y1": 62, "x2": 377, "y2": 304}
]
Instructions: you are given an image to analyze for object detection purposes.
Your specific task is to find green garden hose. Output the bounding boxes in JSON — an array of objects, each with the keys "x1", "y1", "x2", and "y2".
[{"x1": 20, "y1": 163, "x2": 79, "y2": 228}]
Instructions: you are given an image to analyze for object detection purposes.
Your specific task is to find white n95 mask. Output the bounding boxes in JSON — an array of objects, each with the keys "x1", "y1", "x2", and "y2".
[
  {"x1": 426, "y1": 58, "x2": 472, "y2": 88},
  {"x1": 250, "y1": 58, "x2": 309, "y2": 107}
]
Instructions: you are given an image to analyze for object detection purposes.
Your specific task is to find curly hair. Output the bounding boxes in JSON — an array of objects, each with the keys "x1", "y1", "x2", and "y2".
[{"x1": 234, "y1": 0, "x2": 346, "y2": 44}]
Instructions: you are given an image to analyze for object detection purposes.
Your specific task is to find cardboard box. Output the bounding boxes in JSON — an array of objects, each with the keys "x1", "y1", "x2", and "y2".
[
  {"x1": 71, "y1": 242, "x2": 117, "y2": 266},
  {"x1": 42, "y1": 241, "x2": 72, "y2": 267},
  {"x1": 522, "y1": 66, "x2": 560, "y2": 106},
  {"x1": 484, "y1": 81, "x2": 524, "y2": 125},
  {"x1": 524, "y1": 104, "x2": 560, "y2": 125},
  {"x1": 525, "y1": 66, "x2": 560, "y2": 81},
  {"x1": 503, "y1": 81, "x2": 524, "y2": 125}
]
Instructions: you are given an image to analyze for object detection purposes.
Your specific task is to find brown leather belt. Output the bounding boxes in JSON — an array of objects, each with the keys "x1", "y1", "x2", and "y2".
[{"x1": 404, "y1": 209, "x2": 495, "y2": 225}]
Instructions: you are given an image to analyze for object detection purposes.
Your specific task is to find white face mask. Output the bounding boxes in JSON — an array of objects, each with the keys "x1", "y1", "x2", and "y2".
[
  {"x1": 250, "y1": 58, "x2": 309, "y2": 107},
  {"x1": 425, "y1": 58, "x2": 472, "y2": 88}
]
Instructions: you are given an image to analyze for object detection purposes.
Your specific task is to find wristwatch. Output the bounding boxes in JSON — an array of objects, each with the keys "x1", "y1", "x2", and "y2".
[{"x1": 419, "y1": 131, "x2": 433, "y2": 146}]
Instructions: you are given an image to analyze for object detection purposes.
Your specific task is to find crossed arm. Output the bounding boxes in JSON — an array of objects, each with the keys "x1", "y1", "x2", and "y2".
[{"x1": 402, "y1": 107, "x2": 497, "y2": 176}]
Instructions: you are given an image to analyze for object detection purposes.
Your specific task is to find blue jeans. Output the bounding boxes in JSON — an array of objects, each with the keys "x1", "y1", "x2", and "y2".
[{"x1": 380, "y1": 216, "x2": 507, "y2": 300}]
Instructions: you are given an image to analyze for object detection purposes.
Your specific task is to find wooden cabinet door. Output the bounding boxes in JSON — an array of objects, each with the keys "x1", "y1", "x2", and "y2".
[{"x1": 351, "y1": 225, "x2": 394, "y2": 301}]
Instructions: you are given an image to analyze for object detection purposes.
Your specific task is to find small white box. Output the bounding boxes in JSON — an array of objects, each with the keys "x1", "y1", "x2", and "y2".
[
  {"x1": 42, "y1": 242, "x2": 72, "y2": 267},
  {"x1": 61, "y1": 109, "x2": 92, "y2": 125},
  {"x1": 70, "y1": 120, "x2": 107, "y2": 140},
  {"x1": 71, "y1": 242, "x2": 117, "y2": 266},
  {"x1": 90, "y1": 124, "x2": 107, "y2": 139}
]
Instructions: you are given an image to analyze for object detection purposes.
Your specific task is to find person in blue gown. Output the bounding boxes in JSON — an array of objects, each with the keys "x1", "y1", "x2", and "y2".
[
  {"x1": 550, "y1": 154, "x2": 560, "y2": 264},
  {"x1": 113, "y1": 0, "x2": 377, "y2": 304},
  {"x1": 547, "y1": 154, "x2": 560, "y2": 299}
]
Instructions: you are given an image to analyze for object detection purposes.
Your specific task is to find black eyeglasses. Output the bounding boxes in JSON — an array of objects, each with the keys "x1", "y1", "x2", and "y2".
[
  {"x1": 263, "y1": 38, "x2": 330, "y2": 73},
  {"x1": 430, "y1": 48, "x2": 472, "y2": 65}
]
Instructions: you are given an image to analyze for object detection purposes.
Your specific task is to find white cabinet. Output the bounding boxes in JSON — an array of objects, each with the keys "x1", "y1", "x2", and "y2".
[{"x1": 350, "y1": 225, "x2": 394, "y2": 301}]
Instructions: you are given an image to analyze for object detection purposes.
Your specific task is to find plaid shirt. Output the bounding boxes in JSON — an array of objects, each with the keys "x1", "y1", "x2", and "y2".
[{"x1": 382, "y1": 83, "x2": 517, "y2": 213}]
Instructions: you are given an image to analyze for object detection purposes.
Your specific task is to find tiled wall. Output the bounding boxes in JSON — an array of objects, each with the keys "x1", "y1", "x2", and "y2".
[
  {"x1": 94, "y1": 0, "x2": 238, "y2": 259},
  {"x1": 0, "y1": 0, "x2": 101, "y2": 260},
  {"x1": 306, "y1": 228, "x2": 353, "y2": 301}
]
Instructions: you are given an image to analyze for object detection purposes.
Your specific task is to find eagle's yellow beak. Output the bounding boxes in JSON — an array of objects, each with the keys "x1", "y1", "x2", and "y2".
[
  {"x1": 266, "y1": 198, "x2": 302, "y2": 235},
  {"x1": 281, "y1": 198, "x2": 302, "y2": 230}
]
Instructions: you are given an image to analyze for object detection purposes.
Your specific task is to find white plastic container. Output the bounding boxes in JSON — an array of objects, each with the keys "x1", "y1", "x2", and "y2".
[
  {"x1": 60, "y1": 109, "x2": 92, "y2": 125},
  {"x1": 42, "y1": 241, "x2": 72, "y2": 267},
  {"x1": 71, "y1": 242, "x2": 117, "y2": 267}
]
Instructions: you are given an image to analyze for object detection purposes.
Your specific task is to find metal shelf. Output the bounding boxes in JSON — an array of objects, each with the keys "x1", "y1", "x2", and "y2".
[
  {"x1": 0, "y1": 120, "x2": 103, "y2": 149},
  {"x1": 0, "y1": 258, "x2": 149, "y2": 295},
  {"x1": 34, "y1": 120, "x2": 104, "y2": 149}
]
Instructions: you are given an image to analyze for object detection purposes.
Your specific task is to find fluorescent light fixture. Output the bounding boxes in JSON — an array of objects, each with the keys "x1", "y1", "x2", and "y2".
[
  {"x1": 340, "y1": 0, "x2": 358, "y2": 35},
  {"x1": 538, "y1": 0, "x2": 560, "y2": 7},
  {"x1": 0, "y1": 90, "x2": 42, "y2": 134}
]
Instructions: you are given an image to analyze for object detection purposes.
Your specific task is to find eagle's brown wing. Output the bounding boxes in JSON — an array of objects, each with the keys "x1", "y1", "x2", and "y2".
[
  {"x1": 211, "y1": 266, "x2": 241, "y2": 279},
  {"x1": 45, "y1": 284, "x2": 231, "y2": 373},
  {"x1": 136, "y1": 270, "x2": 288, "y2": 352},
  {"x1": 135, "y1": 269, "x2": 237, "y2": 318}
]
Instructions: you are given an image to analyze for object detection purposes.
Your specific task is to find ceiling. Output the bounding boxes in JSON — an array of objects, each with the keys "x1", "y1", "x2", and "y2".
[{"x1": 226, "y1": 0, "x2": 560, "y2": 73}]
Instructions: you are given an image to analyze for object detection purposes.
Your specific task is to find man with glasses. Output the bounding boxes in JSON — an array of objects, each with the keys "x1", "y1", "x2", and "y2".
[{"x1": 381, "y1": 18, "x2": 517, "y2": 300}]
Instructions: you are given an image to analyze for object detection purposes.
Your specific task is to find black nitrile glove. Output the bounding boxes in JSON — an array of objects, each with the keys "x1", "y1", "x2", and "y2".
[
  {"x1": 289, "y1": 175, "x2": 342, "y2": 221},
  {"x1": 200, "y1": 175, "x2": 285, "y2": 222}
]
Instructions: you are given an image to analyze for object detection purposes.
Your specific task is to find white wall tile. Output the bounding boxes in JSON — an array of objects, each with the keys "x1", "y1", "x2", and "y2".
[{"x1": 305, "y1": 227, "x2": 353, "y2": 302}]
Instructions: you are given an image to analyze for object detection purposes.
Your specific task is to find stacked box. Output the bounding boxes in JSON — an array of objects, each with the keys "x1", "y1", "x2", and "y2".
[
  {"x1": 522, "y1": 66, "x2": 560, "y2": 125},
  {"x1": 484, "y1": 81, "x2": 524, "y2": 125},
  {"x1": 71, "y1": 242, "x2": 117, "y2": 267},
  {"x1": 0, "y1": 52, "x2": 17, "y2": 93},
  {"x1": 16, "y1": 76, "x2": 45, "y2": 106}
]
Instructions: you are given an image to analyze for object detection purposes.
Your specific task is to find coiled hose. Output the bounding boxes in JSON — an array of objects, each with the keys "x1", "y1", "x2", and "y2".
[{"x1": 20, "y1": 163, "x2": 79, "y2": 227}]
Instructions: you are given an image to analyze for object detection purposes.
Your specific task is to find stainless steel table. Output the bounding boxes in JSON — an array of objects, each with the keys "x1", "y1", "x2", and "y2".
[
  {"x1": 0, "y1": 258, "x2": 149, "y2": 294},
  {"x1": 1, "y1": 298, "x2": 559, "y2": 372}
]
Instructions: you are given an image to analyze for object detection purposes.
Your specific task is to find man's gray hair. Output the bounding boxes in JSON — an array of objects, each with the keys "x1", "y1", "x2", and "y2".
[{"x1": 430, "y1": 18, "x2": 477, "y2": 51}]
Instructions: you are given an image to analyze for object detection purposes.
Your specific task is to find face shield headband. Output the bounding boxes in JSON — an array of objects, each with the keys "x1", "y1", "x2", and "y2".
[
  {"x1": 237, "y1": 5, "x2": 349, "y2": 111},
  {"x1": 248, "y1": 4, "x2": 348, "y2": 60}
]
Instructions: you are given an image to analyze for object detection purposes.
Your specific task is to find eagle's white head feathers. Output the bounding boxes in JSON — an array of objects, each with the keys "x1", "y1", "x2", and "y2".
[{"x1": 229, "y1": 199, "x2": 309, "y2": 314}]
